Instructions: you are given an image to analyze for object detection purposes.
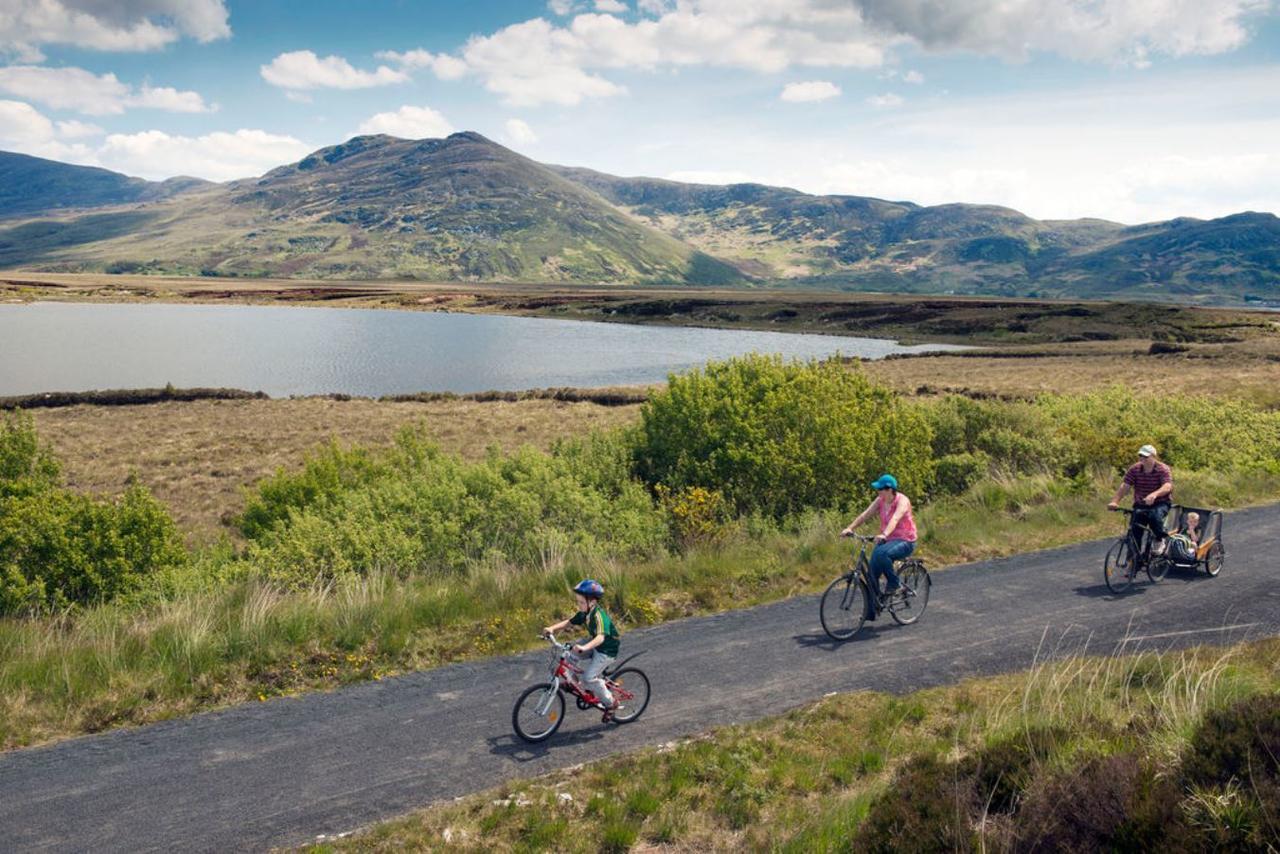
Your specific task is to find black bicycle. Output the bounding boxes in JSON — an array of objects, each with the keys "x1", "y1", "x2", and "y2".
[
  {"x1": 1103, "y1": 507, "x2": 1171, "y2": 593},
  {"x1": 820, "y1": 533, "x2": 930, "y2": 641}
]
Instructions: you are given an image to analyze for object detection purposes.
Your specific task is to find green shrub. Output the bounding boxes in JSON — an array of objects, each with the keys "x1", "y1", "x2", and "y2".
[
  {"x1": 632, "y1": 355, "x2": 934, "y2": 518},
  {"x1": 0, "y1": 410, "x2": 60, "y2": 499},
  {"x1": 933, "y1": 452, "x2": 988, "y2": 496},
  {"x1": 1, "y1": 483, "x2": 187, "y2": 612},
  {"x1": 854, "y1": 754, "x2": 976, "y2": 852},
  {"x1": 1182, "y1": 693, "x2": 1280, "y2": 789},
  {"x1": 242, "y1": 428, "x2": 667, "y2": 586}
]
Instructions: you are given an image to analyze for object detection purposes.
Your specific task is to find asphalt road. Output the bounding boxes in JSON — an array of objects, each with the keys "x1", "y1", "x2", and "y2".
[{"x1": 2, "y1": 504, "x2": 1278, "y2": 852}]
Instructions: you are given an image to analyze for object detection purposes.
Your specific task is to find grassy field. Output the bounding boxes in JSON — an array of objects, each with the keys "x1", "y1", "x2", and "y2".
[
  {"x1": 5, "y1": 271, "x2": 1278, "y2": 345},
  {"x1": 309, "y1": 638, "x2": 1280, "y2": 851},
  {"x1": 23, "y1": 332, "x2": 1280, "y2": 545},
  {"x1": 31, "y1": 398, "x2": 639, "y2": 542}
]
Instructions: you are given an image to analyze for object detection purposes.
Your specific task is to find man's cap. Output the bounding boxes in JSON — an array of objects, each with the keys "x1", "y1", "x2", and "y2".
[{"x1": 1138, "y1": 444, "x2": 1157, "y2": 458}]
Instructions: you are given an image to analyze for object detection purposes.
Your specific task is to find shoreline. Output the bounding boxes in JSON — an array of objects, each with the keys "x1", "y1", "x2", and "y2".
[{"x1": 5, "y1": 271, "x2": 1275, "y2": 347}]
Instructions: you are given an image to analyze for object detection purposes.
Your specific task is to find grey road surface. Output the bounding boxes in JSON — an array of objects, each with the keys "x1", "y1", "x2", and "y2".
[{"x1": 2, "y1": 504, "x2": 1278, "y2": 852}]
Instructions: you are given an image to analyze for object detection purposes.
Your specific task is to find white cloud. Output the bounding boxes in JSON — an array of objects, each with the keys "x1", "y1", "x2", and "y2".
[
  {"x1": 54, "y1": 119, "x2": 103, "y2": 139},
  {"x1": 401, "y1": 1, "x2": 1270, "y2": 110},
  {"x1": 866, "y1": 92, "x2": 903, "y2": 107},
  {"x1": 97, "y1": 129, "x2": 314, "y2": 181},
  {"x1": 374, "y1": 48, "x2": 468, "y2": 80},
  {"x1": 354, "y1": 105, "x2": 454, "y2": 139},
  {"x1": 0, "y1": 65, "x2": 213, "y2": 115},
  {"x1": 854, "y1": 0, "x2": 1271, "y2": 65},
  {"x1": 503, "y1": 118, "x2": 539, "y2": 144},
  {"x1": 903, "y1": 69, "x2": 924, "y2": 84},
  {"x1": 0, "y1": 0, "x2": 229, "y2": 58},
  {"x1": 0, "y1": 99, "x2": 98, "y2": 162},
  {"x1": 780, "y1": 80, "x2": 841, "y2": 102},
  {"x1": 0, "y1": 98, "x2": 311, "y2": 181},
  {"x1": 260, "y1": 50, "x2": 409, "y2": 91}
]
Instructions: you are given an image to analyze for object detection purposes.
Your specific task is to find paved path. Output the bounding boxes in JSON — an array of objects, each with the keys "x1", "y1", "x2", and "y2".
[{"x1": 2, "y1": 504, "x2": 1278, "y2": 852}]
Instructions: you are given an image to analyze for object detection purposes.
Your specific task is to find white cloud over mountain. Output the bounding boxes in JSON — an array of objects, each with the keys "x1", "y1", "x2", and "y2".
[
  {"x1": 0, "y1": 65, "x2": 213, "y2": 115},
  {"x1": 354, "y1": 105, "x2": 454, "y2": 139},
  {"x1": 503, "y1": 118, "x2": 539, "y2": 144},
  {"x1": 0, "y1": 0, "x2": 230, "y2": 60},
  {"x1": 97, "y1": 129, "x2": 313, "y2": 181},
  {"x1": 261, "y1": 51, "x2": 410, "y2": 91}
]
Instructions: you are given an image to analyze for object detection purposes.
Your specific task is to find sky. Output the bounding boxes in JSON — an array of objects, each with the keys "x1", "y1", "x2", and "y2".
[{"x1": 0, "y1": 0, "x2": 1277, "y2": 224}]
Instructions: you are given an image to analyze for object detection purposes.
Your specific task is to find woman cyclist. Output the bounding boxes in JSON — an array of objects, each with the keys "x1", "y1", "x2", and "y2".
[{"x1": 841, "y1": 474, "x2": 918, "y2": 621}]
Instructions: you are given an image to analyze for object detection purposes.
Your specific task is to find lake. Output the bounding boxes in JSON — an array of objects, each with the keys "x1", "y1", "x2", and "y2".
[{"x1": 0, "y1": 301, "x2": 964, "y2": 397}]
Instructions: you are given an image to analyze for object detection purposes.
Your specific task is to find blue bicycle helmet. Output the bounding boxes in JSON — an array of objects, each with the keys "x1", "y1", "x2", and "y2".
[{"x1": 573, "y1": 579, "x2": 604, "y2": 598}]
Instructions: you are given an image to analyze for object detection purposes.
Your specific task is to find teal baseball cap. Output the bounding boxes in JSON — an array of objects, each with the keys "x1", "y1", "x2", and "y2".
[{"x1": 870, "y1": 474, "x2": 898, "y2": 490}]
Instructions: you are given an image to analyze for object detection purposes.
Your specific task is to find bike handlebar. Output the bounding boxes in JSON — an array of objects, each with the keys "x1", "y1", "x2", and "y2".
[{"x1": 840, "y1": 532, "x2": 878, "y2": 542}]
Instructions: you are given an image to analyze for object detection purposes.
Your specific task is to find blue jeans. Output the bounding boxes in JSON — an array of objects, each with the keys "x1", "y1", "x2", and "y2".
[
  {"x1": 1130, "y1": 504, "x2": 1170, "y2": 546},
  {"x1": 868, "y1": 539, "x2": 915, "y2": 616}
]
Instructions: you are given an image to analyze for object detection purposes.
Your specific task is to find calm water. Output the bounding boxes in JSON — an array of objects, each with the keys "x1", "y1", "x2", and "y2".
[{"x1": 0, "y1": 302, "x2": 964, "y2": 397}]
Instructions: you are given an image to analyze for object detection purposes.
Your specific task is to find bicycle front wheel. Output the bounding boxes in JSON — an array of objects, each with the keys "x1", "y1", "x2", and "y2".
[
  {"x1": 512, "y1": 683, "x2": 565, "y2": 743},
  {"x1": 1104, "y1": 537, "x2": 1136, "y2": 594},
  {"x1": 607, "y1": 668, "x2": 651, "y2": 724},
  {"x1": 820, "y1": 573, "x2": 867, "y2": 640},
  {"x1": 889, "y1": 560, "x2": 930, "y2": 625}
]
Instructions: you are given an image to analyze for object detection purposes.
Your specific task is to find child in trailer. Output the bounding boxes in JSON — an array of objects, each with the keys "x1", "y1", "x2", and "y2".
[
  {"x1": 542, "y1": 579, "x2": 622, "y2": 722},
  {"x1": 1166, "y1": 511, "x2": 1201, "y2": 563}
]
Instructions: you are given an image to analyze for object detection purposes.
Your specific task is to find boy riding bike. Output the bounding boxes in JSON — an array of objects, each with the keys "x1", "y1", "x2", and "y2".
[
  {"x1": 542, "y1": 579, "x2": 621, "y2": 722},
  {"x1": 841, "y1": 474, "x2": 918, "y2": 621}
]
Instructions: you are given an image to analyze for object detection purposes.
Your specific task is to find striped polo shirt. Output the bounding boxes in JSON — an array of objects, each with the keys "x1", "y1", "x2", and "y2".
[{"x1": 1123, "y1": 461, "x2": 1172, "y2": 506}]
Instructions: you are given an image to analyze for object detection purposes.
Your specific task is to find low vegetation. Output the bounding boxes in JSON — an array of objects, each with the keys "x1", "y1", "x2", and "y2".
[
  {"x1": 2, "y1": 355, "x2": 1279, "y2": 748},
  {"x1": 310, "y1": 639, "x2": 1280, "y2": 851}
]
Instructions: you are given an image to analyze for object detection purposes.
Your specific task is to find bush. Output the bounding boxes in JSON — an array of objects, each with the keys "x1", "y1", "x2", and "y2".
[
  {"x1": 1, "y1": 483, "x2": 188, "y2": 612},
  {"x1": 0, "y1": 410, "x2": 60, "y2": 499},
  {"x1": 854, "y1": 754, "x2": 976, "y2": 852},
  {"x1": 934, "y1": 452, "x2": 988, "y2": 496},
  {"x1": 632, "y1": 355, "x2": 934, "y2": 519},
  {"x1": 242, "y1": 428, "x2": 668, "y2": 586}
]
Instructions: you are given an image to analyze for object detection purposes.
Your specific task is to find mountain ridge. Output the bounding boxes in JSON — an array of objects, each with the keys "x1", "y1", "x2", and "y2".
[{"x1": 0, "y1": 133, "x2": 1276, "y2": 302}]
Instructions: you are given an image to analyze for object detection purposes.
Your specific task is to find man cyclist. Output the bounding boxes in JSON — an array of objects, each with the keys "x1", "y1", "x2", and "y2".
[{"x1": 1107, "y1": 444, "x2": 1173, "y2": 554}]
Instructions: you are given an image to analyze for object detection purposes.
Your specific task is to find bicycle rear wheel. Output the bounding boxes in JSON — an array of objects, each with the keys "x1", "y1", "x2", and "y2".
[
  {"x1": 1205, "y1": 541, "x2": 1225, "y2": 576},
  {"x1": 512, "y1": 683, "x2": 565, "y2": 743},
  {"x1": 1104, "y1": 537, "x2": 1136, "y2": 594},
  {"x1": 1147, "y1": 554, "x2": 1169, "y2": 582},
  {"x1": 889, "y1": 560, "x2": 930, "y2": 625},
  {"x1": 820, "y1": 573, "x2": 867, "y2": 640},
  {"x1": 607, "y1": 668, "x2": 651, "y2": 723}
]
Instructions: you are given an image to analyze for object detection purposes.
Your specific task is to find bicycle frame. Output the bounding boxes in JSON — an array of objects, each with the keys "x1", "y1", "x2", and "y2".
[{"x1": 539, "y1": 633, "x2": 636, "y2": 710}]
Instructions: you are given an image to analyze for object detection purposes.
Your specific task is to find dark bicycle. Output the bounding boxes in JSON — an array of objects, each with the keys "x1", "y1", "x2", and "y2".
[
  {"x1": 820, "y1": 533, "x2": 930, "y2": 641},
  {"x1": 1104, "y1": 507, "x2": 1172, "y2": 593}
]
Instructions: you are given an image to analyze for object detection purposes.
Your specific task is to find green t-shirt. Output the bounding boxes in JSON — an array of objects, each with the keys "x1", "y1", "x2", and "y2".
[{"x1": 570, "y1": 604, "x2": 620, "y2": 657}]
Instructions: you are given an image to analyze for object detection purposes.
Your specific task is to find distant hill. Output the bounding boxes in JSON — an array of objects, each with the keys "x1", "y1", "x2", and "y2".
[
  {"x1": 0, "y1": 134, "x2": 1276, "y2": 302},
  {"x1": 0, "y1": 151, "x2": 208, "y2": 219}
]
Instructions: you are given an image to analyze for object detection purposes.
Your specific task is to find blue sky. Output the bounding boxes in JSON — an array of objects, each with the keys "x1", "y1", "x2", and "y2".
[{"x1": 1, "y1": 0, "x2": 1277, "y2": 223}]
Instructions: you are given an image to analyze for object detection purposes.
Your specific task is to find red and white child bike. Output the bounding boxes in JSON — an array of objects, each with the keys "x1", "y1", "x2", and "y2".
[{"x1": 511, "y1": 632, "x2": 651, "y2": 743}]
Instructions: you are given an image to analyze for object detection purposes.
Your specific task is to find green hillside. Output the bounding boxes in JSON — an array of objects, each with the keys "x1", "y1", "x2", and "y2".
[
  {"x1": 0, "y1": 151, "x2": 208, "y2": 219},
  {"x1": 0, "y1": 134, "x2": 1276, "y2": 301},
  {"x1": 0, "y1": 134, "x2": 741, "y2": 285}
]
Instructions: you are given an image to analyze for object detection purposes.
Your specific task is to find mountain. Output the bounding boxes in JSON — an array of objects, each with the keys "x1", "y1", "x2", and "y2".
[
  {"x1": 0, "y1": 151, "x2": 209, "y2": 218},
  {"x1": 0, "y1": 134, "x2": 1276, "y2": 301},
  {"x1": 0, "y1": 134, "x2": 739, "y2": 284}
]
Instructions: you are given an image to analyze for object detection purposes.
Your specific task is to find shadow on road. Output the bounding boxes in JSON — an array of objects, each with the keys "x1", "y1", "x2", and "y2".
[
  {"x1": 1072, "y1": 583, "x2": 1139, "y2": 599},
  {"x1": 487, "y1": 727, "x2": 605, "y2": 763},
  {"x1": 792, "y1": 624, "x2": 894, "y2": 650}
]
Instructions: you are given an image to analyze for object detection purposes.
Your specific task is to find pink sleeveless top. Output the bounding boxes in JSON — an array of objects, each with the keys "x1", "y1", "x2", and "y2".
[{"x1": 878, "y1": 493, "x2": 917, "y2": 542}]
